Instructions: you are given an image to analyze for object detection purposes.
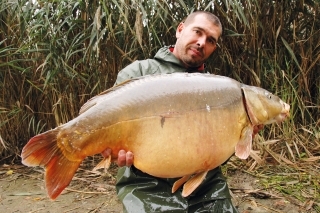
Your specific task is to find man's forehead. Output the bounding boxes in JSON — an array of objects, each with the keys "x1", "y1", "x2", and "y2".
[{"x1": 187, "y1": 17, "x2": 221, "y2": 39}]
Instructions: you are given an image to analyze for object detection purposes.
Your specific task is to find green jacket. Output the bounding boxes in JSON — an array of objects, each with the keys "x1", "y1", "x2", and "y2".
[
  {"x1": 114, "y1": 46, "x2": 238, "y2": 213},
  {"x1": 115, "y1": 46, "x2": 205, "y2": 85}
]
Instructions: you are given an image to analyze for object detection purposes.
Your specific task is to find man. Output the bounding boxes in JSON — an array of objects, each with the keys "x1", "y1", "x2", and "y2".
[{"x1": 103, "y1": 11, "x2": 239, "y2": 212}]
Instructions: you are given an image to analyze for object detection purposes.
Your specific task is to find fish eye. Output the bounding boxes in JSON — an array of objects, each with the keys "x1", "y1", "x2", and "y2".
[{"x1": 265, "y1": 92, "x2": 272, "y2": 99}]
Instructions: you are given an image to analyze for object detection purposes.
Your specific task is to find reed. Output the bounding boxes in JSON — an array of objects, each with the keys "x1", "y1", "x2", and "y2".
[{"x1": 0, "y1": 0, "x2": 319, "y2": 178}]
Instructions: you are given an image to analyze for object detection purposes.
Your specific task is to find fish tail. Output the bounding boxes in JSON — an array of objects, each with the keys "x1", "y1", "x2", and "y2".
[{"x1": 21, "y1": 128, "x2": 81, "y2": 200}]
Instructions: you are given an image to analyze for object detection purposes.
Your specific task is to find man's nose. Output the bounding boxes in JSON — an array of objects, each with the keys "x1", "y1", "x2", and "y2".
[{"x1": 197, "y1": 36, "x2": 206, "y2": 47}]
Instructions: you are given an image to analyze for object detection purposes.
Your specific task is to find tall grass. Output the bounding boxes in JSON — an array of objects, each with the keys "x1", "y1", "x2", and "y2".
[{"x1": 0, "y1": 0, "x2": 319, "y2": 167}]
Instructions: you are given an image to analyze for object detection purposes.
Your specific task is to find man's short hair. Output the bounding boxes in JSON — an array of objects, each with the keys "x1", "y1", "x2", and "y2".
[{"x1": 183, "y1": 11, "x2": 222, "y2": 33}]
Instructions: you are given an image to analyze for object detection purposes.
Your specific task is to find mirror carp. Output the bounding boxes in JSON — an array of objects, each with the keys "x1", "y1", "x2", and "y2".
[{"x1": 21, "y1": 73, "x2": 290, "y2": 199}]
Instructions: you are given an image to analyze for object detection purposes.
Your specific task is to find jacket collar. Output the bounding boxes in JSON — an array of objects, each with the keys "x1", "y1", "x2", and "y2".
[{"x1": 154, "y1": 46, "x2": 206, "y2": 73}]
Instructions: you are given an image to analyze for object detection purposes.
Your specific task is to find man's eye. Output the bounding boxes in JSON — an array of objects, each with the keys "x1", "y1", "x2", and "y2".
[{"x1": 209, "y1": 39, "x2": 216, "y2": 45}]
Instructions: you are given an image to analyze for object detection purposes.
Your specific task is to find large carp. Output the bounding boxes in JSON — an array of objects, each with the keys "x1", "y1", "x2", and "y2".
[{"x1": 21, "y1": 73, "x2": 290, "y2": 200}]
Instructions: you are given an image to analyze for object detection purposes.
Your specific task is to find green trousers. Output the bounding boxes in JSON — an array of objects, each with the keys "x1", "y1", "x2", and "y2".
[{"x1": 116, "y1": 166, "x2": 238, "y2": 213}]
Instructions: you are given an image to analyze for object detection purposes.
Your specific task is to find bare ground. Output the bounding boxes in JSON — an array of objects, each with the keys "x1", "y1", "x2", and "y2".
[{"x1": 0, "y1": 159, "x2": 317, "y2": 213}]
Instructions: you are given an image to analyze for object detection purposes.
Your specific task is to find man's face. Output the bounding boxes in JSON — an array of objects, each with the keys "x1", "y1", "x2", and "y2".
[{"x1": 173, "y1": 15, "x2": 221, "y2": 68}]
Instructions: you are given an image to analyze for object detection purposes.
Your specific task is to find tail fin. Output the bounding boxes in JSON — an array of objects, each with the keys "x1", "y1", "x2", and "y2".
[{"x1": 21, "y1": 128, "x2": 81, "y2": 200}]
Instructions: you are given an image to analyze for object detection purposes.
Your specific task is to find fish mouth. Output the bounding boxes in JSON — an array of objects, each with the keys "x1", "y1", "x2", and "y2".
[{"x1": 275, "y1": 102, "x2": 290, "y2": 123}]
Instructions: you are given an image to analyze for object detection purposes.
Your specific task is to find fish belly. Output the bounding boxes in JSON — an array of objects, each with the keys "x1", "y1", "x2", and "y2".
[{"x1": 108, "y1": 106, "x2": 247, "y2": 178}]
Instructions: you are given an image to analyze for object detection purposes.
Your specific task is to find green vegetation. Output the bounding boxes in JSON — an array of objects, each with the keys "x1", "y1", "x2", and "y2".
[{"x1": 0, "y1": 0, "x2": 319, "y2": 210}]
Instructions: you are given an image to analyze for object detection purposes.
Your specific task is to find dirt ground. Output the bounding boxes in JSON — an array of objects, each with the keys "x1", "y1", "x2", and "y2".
[{"x1": 0, "y1": 160, "x2": 316, "y2": 213}]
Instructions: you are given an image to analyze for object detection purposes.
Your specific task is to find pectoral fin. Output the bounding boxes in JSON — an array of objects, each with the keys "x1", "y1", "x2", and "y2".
[
  {"x1": 172, "y1": 174, "x2": 191, "y2": 193},
  {"x1": 235, "y1": 126, "x2": 253, "y2": 159},
  {"x1": 92, "y1": 155, "x2": 111, "y2": 172},
  {"x1": 182, "y1": 171, "x2": 208, "y2": 197}
]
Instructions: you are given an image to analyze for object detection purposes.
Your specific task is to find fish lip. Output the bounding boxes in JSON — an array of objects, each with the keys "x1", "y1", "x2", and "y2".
[
  {"x1": 275, "y1": 111, "x2": 290, "y2": 124},
  {"x1": 282, "y1": 103, "x2": 290, "y2": 119},
  {"x1": 276, "y1": 102, "x2": 290, "y2": 123}
]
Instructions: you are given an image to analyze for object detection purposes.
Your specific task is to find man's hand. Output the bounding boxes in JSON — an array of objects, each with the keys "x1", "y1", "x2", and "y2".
[
  {"x1": 253, "y1": 124, "x2": 264, "y2": 138},
  {"x1": 101, "y1": 149, "x2": 134, "y2": 167}
]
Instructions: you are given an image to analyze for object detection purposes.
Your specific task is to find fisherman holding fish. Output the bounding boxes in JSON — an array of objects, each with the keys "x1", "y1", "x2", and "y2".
[
  {"x1": 102, "y1": 11, "x2": 260, "y2": 213},
  {"x1": 22, "y1": 10, "x2": 290, "y2": 212}
]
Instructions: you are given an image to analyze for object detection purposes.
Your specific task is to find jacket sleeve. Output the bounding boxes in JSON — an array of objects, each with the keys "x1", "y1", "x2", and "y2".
[{"x1": 114, "y1": 61, "x2": 142, "y2": 85}]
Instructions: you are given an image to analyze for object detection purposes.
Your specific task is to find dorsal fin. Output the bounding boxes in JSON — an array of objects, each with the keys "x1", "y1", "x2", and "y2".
[{"x1": 78, "y1": 78, "x2": 139, "y2": 114}]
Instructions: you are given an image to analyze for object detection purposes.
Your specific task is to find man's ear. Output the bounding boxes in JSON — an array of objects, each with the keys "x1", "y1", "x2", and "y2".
[{"x1": 176, "y1": 22, "x2": 184, "y2": 38}]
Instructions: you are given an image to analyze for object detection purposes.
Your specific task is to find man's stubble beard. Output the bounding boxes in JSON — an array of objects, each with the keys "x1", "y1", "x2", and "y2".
[{"x1": 180, "y1": 53, "x2": 203, "y2": 68}]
